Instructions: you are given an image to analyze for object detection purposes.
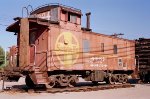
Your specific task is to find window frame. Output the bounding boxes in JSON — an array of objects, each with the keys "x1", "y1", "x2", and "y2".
[
  {"x1": 68, "y1": 12, "x2": 77, "y2": 24},
  {"x1": 113, "y1": 44, "x2": 118, "y2": 54},
  {"x1": 83, "y1": 39, "x2": 90, "y2": 53},
  {"x1": 118, "y1": 58, "x2": 123, "y2": 67},
  {"x1": 101, "y1": 43, "x2": 104, "y2": 52}
]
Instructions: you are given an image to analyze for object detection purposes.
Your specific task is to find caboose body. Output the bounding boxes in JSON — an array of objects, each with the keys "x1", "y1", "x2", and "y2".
[{"x1": 6, "y1": 4, "x2": 135, "y2": 88}]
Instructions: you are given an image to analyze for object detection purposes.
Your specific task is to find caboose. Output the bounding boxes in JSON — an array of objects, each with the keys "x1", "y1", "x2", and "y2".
[{"x1": 6, "y1": 4, "x2": 135, "y2": 88}]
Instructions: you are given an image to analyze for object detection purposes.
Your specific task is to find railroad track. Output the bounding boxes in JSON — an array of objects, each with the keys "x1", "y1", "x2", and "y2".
[
  {"x1": 1, "y1": 83, "x2": 135, "y2": 93},
  {"x1": 45, "y1": 84, "x2": 134, "y2": 93}
]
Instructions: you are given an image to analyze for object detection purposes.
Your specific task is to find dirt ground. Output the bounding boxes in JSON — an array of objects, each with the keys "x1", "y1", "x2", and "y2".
[{"x1": 0, "y1": 77, "x2": 150, "y2": 99}]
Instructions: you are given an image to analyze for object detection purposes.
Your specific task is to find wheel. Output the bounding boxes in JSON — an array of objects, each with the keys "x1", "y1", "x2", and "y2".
[
  {"x1": 123, "y1": 74, "x2": 128, "y2": 83},
  {"x1": 109, "y1": 75, "x2": 116, "y2": 84},
  {"x1": 69, "y1": 79, "x2": 76, "y2": 87},
  {"x1": 105, "y1": 75, "x2": 116, "y2": 84},
  {"x1": 48, "y1": 80, "x2": 55, "y2": 88},
  {"x1": 118, "y1": 74, "x2": 124, "y2": 83},
  {"x1": 68, "y1": 75, "x2": 78, "y2": 87},
  {"x1": 25, "y1": 75, "x2": 35, "y2": 88},
  {"x1": 46, "y1": 76, "x2": 56, "y2": 88}
]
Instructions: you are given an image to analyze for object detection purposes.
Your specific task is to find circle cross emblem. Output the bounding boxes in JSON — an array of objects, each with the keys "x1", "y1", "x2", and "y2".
[{"x1": 55, "y1": 32, "x2": 79, "y2": 67}]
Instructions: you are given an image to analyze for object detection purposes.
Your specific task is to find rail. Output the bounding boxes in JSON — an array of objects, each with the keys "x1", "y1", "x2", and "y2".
[
  {"x1": 22, "y1": 5, "x2": 34, "y2": 18},
  {"x1": 3, "y1": 83, "x2": 135, "y2": 93},
  {"x1": 27, "y1": 5, "x2": 33, "y2": 14},
  {"x1": 22, "y1": 7, "x2": 29, "y2": 18}
]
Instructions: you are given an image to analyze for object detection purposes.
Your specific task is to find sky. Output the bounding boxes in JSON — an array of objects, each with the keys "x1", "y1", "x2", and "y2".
[{"x1": 0, "y1": 0, "x2": 150, "y2": 50}]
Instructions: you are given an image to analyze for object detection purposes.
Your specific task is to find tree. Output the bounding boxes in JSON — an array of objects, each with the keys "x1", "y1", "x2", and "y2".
[{"x1": 0, "y1": 46, "x2": 4, "y2": 66}]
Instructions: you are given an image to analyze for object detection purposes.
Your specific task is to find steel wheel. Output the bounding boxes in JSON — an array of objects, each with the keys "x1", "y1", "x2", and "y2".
[
  {"x1": 68, "y1": 75, "x2": 78, "y2": 87},
  {"x1": 109, "y1": 75, "x2": 116, "y2": 84},
  {"x1": 69, "y1": 79, "x2": 76, "y2": 87},
  {"x1": 123, "y1": 74, "x2": 128, "y2": 83},
  {"x1": 46, "y1": 76, "x2": 56, "y2": 88},
  {"x1": 118, "y1": 75, "x2": 124, "y2": 83}
]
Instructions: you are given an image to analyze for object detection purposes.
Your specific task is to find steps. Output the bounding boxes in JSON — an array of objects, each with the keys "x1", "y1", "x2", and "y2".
[{"x1": 34, "y1": 66, "x2": 48, "y2": 84}]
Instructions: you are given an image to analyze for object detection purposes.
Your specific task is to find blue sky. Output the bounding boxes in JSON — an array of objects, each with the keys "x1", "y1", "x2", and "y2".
[{"x1": 0, "y1": 0, "x2": 150, "y2": 49}]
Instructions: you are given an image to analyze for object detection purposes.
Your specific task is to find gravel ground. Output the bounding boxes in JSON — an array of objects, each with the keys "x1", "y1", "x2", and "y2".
[{"x1": 0, "y1": 78, "x2": 150, "y2": 99}]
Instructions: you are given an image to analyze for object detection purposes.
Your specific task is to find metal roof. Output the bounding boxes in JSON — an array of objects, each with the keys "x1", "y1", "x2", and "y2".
[{"x1": 30, "y1": 3, "x2": 82, "y2": 15}]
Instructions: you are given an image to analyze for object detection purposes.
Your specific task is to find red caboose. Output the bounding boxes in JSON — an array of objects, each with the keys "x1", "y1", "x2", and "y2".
[{"x1": 6, "y1": 4, "x2": 135, "y2": 88}]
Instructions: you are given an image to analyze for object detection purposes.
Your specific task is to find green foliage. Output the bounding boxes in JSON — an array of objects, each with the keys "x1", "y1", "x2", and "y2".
[{"x1": 0, "y1": 46, "x2": 4, "y2": 66}]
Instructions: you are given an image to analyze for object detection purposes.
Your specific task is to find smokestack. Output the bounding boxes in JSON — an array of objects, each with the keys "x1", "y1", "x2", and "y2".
[{"x1": 86, "y1": 12, "x2": 91, "y2": 30}]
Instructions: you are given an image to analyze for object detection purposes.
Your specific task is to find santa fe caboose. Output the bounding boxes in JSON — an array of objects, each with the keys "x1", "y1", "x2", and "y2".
[{"x1": 6, "y1": 3, "x2": 135, "y2": 88}]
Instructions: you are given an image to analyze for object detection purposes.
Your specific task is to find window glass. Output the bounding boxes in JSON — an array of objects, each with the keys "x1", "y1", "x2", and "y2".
[
  {"x1": 68, "y1": 13, "x2": 77, "y2": 23},
  {"x1": 29, "y1": 32, "x2": 36, "y2": 44},
  {"x1": 83, "y1": 40, "x2": 90, "y2": 53},
  {"x1": 51, "y1": 8, "x2": 58, "y2": 21},
  {"x1": 101, "y1": 43, "x2": 104, "y2": 52},
  {"x1": 70, "y1": 14, "x2": 77, "y2": 23},
  {"x1": 114, "y1": 45, "x2": 117, "y2": 54}
]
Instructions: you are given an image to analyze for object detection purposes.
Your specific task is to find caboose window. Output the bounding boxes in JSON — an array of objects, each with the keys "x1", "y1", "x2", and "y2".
[
  {"x1": 68, "y1": 13, "x2": 77, "y2": 23},
  {"x1": 51, "y1": 8, "x2": 58, "y2": 22},
  {"x1": 83, "y1": 40, "x2": 90, "y2": 53},
  {"x1": 118, "y1": 58, "x2": 123, "y2": 67},
  {"x1": 70, "y1": 14, "x2": 77, "y2": 23},
  {"x1": 114, "y1": 45, "x2": 117, "y2": 54},
  {"x1": 29, "y1": 32, "x2": 36, "y2": 44},
  {"x1": 101, "y1": 43, "x2": 104, "y2": 52}
]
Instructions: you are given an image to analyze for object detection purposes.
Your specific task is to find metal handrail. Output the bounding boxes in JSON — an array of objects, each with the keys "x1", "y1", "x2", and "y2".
[
  {"x1": 22, "y1": 7, "x2": 29, "y2": 18},
  {"x1": 51, "y1": 50, "x2": 60, "y2": 69},
  {"x1": 27, "y1": 5, "x2": 33, "y2": 15}
]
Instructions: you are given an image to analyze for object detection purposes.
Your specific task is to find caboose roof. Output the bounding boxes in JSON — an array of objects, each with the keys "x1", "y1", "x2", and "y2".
[
  {"x1": 6, "y1": 18, "x2": 134, "y2": 42},
  {"x1": 30, "y1": 3, "x2": 82, "y2": 15},
  {"x1": 6, "y1": 18, "x2": 58, "y2": 33},
  {"x1": 83, "y1": 31, "x2": 135, "y2": 42}
]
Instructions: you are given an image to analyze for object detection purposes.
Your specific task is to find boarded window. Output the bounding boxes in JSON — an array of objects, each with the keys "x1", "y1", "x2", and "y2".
[
  {"x1": 101, "y1": 43, "x2": 104, "y2": 52},
  {"x1": 51, "y1": 8, "x2": 58, "y2": 21},
  {"x1": 114, "y1": 45, "x2": 117, "y2": 54},
  {"x1": 83, "y1": 40, "x2": 90, "y2": 53}
]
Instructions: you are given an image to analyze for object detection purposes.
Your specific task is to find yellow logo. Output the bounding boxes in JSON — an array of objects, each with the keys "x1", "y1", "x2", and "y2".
[{"x1": 55, "y1": 32, "x2": 79, "y2": 67}]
